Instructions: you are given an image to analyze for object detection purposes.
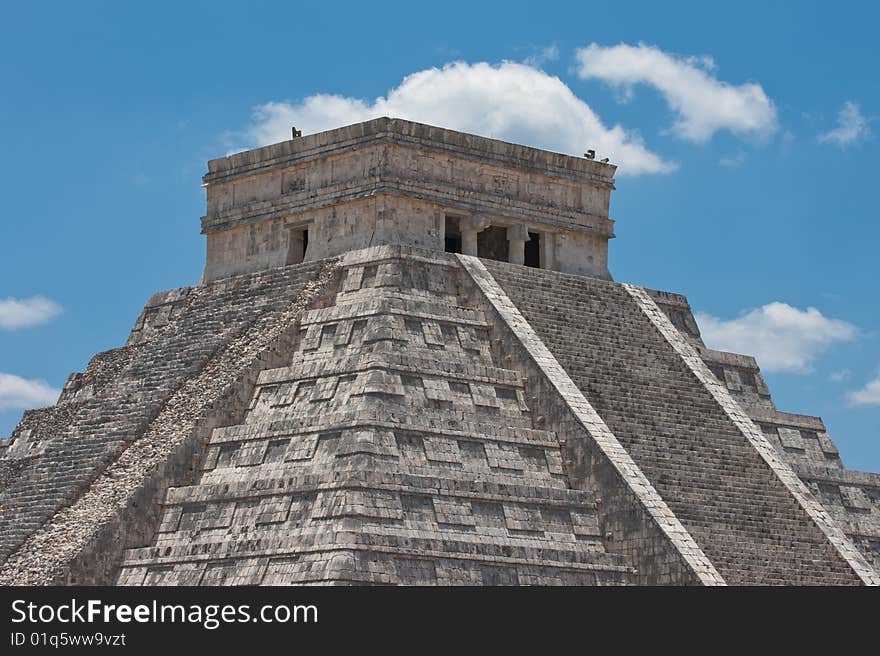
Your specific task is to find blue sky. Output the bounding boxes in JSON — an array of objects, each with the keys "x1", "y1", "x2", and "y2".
[{"x1": 1, "y1": 1, "x2": 878, "y2": 470}]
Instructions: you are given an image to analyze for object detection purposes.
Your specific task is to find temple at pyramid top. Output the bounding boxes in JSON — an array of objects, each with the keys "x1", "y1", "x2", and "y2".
[
  {"x1": 3, "y1": 118, "x2": 878, "y2": 587},
  {"x1": 201, "y1": 117, "x2": 616, "y2": 282}
]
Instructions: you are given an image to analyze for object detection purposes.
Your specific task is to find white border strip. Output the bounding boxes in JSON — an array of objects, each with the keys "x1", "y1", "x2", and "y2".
[
  {"x1": 458, "y1": 255, "x2": 725, "y2": 586},
  {"x1": 624, "y1": 283, "x2": 879, "y2": 586}
]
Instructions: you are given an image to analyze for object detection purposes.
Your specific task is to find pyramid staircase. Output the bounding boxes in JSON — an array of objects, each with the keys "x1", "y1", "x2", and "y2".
[{"x1": 118, "y1": 248, "x2": 632, "y2": 585}]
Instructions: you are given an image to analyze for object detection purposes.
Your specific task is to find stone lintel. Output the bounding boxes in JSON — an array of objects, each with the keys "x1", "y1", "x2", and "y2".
[
  {"x1": 205, "y1": 117, "x2": 616, "y2": 187},
  {"x1": 200, "y1": 173, "x2": 616, "y2": 237}
]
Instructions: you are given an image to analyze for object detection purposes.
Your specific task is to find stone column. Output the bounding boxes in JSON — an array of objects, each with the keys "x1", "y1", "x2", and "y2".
[
  {"x1": 433, "y1": 208, "x2": 445, "y2": 250},
  {"x1": 461, "y1": 227, "x2": 478, "y2": 256},
  {"x1": 460, "y1": 215, "x2": 491, "y2": 256},
  {"x1": 540, "y1": 231, "x2": 555, "y2": 271},
  {"x1": 507, "y1": 224, "x2": 529, "y2": 265}
]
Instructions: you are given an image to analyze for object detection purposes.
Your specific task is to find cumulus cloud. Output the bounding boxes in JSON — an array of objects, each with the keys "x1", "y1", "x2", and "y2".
[
  {"x1": 848, "y1": 374, "x2": 880, "y2": 406},
  {"x1": 574, "y1": 42, "x2": 778, "y2": 142},
  {"x1": 818, "y1": 101, "x2": 873, "y2": 147},
  {"x1": 0, "y1": 373, "x2": 59, "y2": 410},
  {"x1": 0, "y1": 296, "x2": 62, "y2": 330},
  {"x1": 238, "y1": 61, "x2": 675, "y2": 175},
  {"x1": 695, "y1": 302, "x2": 857, "y2": 374}
]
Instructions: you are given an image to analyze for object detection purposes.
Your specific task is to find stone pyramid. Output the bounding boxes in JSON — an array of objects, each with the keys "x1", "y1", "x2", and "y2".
[{"x1": 0, "y1": 118, "x2": 877, "y2": 585}]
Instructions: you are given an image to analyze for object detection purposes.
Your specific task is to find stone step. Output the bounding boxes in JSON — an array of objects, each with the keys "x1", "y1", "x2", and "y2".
[
  {"x1": 210, "y1": 413, "x2": 559, "y2": 446},
  {"x1": 120, "y1": 533, "x2": 630, "y2": 576},
  {"x1": 258, "y1": 350, "x2": 520, "y2": 389},
  {"x1": 162, "y1": 469, "x2": 587, "y2": 506},
  {"x1": 0, "y1": 260, "x2": 326, "y2": 564},
  {"x1": 486, "y1": 259, "x2": 862, "y2": 585},
  {"x1": 301, "y1": 295, "x2": 487, "y2": 328},
  {"x1": 110, "y1": 254, "x2": 629, "y2": 586}
]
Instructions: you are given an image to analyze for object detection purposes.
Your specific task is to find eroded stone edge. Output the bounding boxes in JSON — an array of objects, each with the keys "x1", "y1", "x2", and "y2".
[
  {"x1": 624, "y1": 282, "x2": 880, "y2": 586},
  {"x1": 0, "y1": 260, "x2": 341, "y2": 586},
  {"x1": 457, "y1": 254, "x2": 725, "y2": 586}
]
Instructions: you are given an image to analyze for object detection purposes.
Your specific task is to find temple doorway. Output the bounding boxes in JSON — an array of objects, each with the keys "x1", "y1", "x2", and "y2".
[
  {"x1": 525, "y1": 232, "x2": 541, "y2": 268},
  {"x1": 444, "y1": 216, "x2": 462, "y2": 254},
  {"x1": 286, "y1": 227, "x2": 309, "y2": 264}
]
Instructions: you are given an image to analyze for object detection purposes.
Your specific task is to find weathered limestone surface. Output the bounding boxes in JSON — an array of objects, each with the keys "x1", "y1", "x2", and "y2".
[
  {"x1": 457, "y1": 254, "x2": 723, "y2": 585},
  {"x1": 626, "y1": 283, "x2": 876, "y2": 583},
  {"x1": 0, "y1": 260, "x2": 338, "y2": 584},
  {"x1": 486, "y1": 259, "x2": 875, "y2": 584},
  {"x1": 647, "y1": 289, "x2": 880, "y2": 577},
  {"x1": 201, "y1": 118, "x2": 616, "y2": 282},
  {"x1": 117, "y1": 248, "x2": 633, "y2": 585},
  {"x1": 793, "y1": 465, "x2": 880, "y2": 574},
  {"x1": 1, "y1": 119, "x2": 877, "y2": 585}
]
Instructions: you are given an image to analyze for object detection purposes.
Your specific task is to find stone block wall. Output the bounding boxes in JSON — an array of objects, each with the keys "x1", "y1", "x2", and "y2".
[
  {"x1": 457, "y1": 254, "x2": 722, "y2": 584},
  {"x1": 3, "y1": 242, "x2": 876, "y2": 585},
  {"x1": 0, "y1": 259, "x2": 339, "y2": 584},
  {"x1": 485, "y1": 259, "x2": 870, "y2": 584},
  {"x1": 200, "y1": 118, "x2": 616, "y2": 282},
  {"x1": 649, "y1": 284, "x2": 878, "y2": 573},
  {"x1": 117, "y1": 247, "x2": 635, "y2": 586}
]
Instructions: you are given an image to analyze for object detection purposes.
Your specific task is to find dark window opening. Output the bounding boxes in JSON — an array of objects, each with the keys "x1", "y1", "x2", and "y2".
[
  {"x1": 738, "y1": 370, "x2": 756, "y2": 389},
  {"x1": 478, "y1": 225, "x2": 508, "y2": 262},
  {"x1": 286, "y1": 227, "x2": 309, "y2": 265},
  {"x1": 525, "y1": 232, "x2": 541, "y2": 268},
  {"x1": 708, "y1": 364, "x2": 726, "y2": 382},
  {"x1": 444, "y1": 215, "x2": 462, "y2": 253}
]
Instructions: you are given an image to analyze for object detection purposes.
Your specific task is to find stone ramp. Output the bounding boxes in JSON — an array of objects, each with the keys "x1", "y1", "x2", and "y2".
[
  {"x1": 117, "y1": 248, "x2": 632, "y2": 585},
  {"x1": 484, "y1": 259, "x2": 870, "y2": 585},
  {"x1": 648, "y1": 288, "x2": 880, "y2": 574},
  {"x1": 0, "y1": 260, "x2": 335, "y2": 584},
  {"x1": 5, "y1": 245, "x2": 874, "y2": 585}
]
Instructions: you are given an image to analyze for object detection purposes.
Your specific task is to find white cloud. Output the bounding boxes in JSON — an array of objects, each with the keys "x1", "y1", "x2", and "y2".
[
  {"x1": 574, "y1": 42, "x2": 778, "y2": 142},
  {"x1": 818, "y1": 101, "x2": 873, "y2": 147},
  {"x1": 0, "y1": 296, "x2": 62, "y2": 330},
  {"x1": 829, "y1": 369, "x2": 852, "y2": 382},
  {"x1": 523, "y1": 45, "x2": 560, "y2": 67},
  {"x1": 238, "y1": 61, "x2": 675, "y2": 175},
  {"x1": 848, "y1": 375, "x2": 880, "y2": 406},
  {"x1": 0, "y1": 373, "x2": 59, "y2": 410},
  {"x1": 695, "y1": 302, "x2": 857, "y2": 374}
]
